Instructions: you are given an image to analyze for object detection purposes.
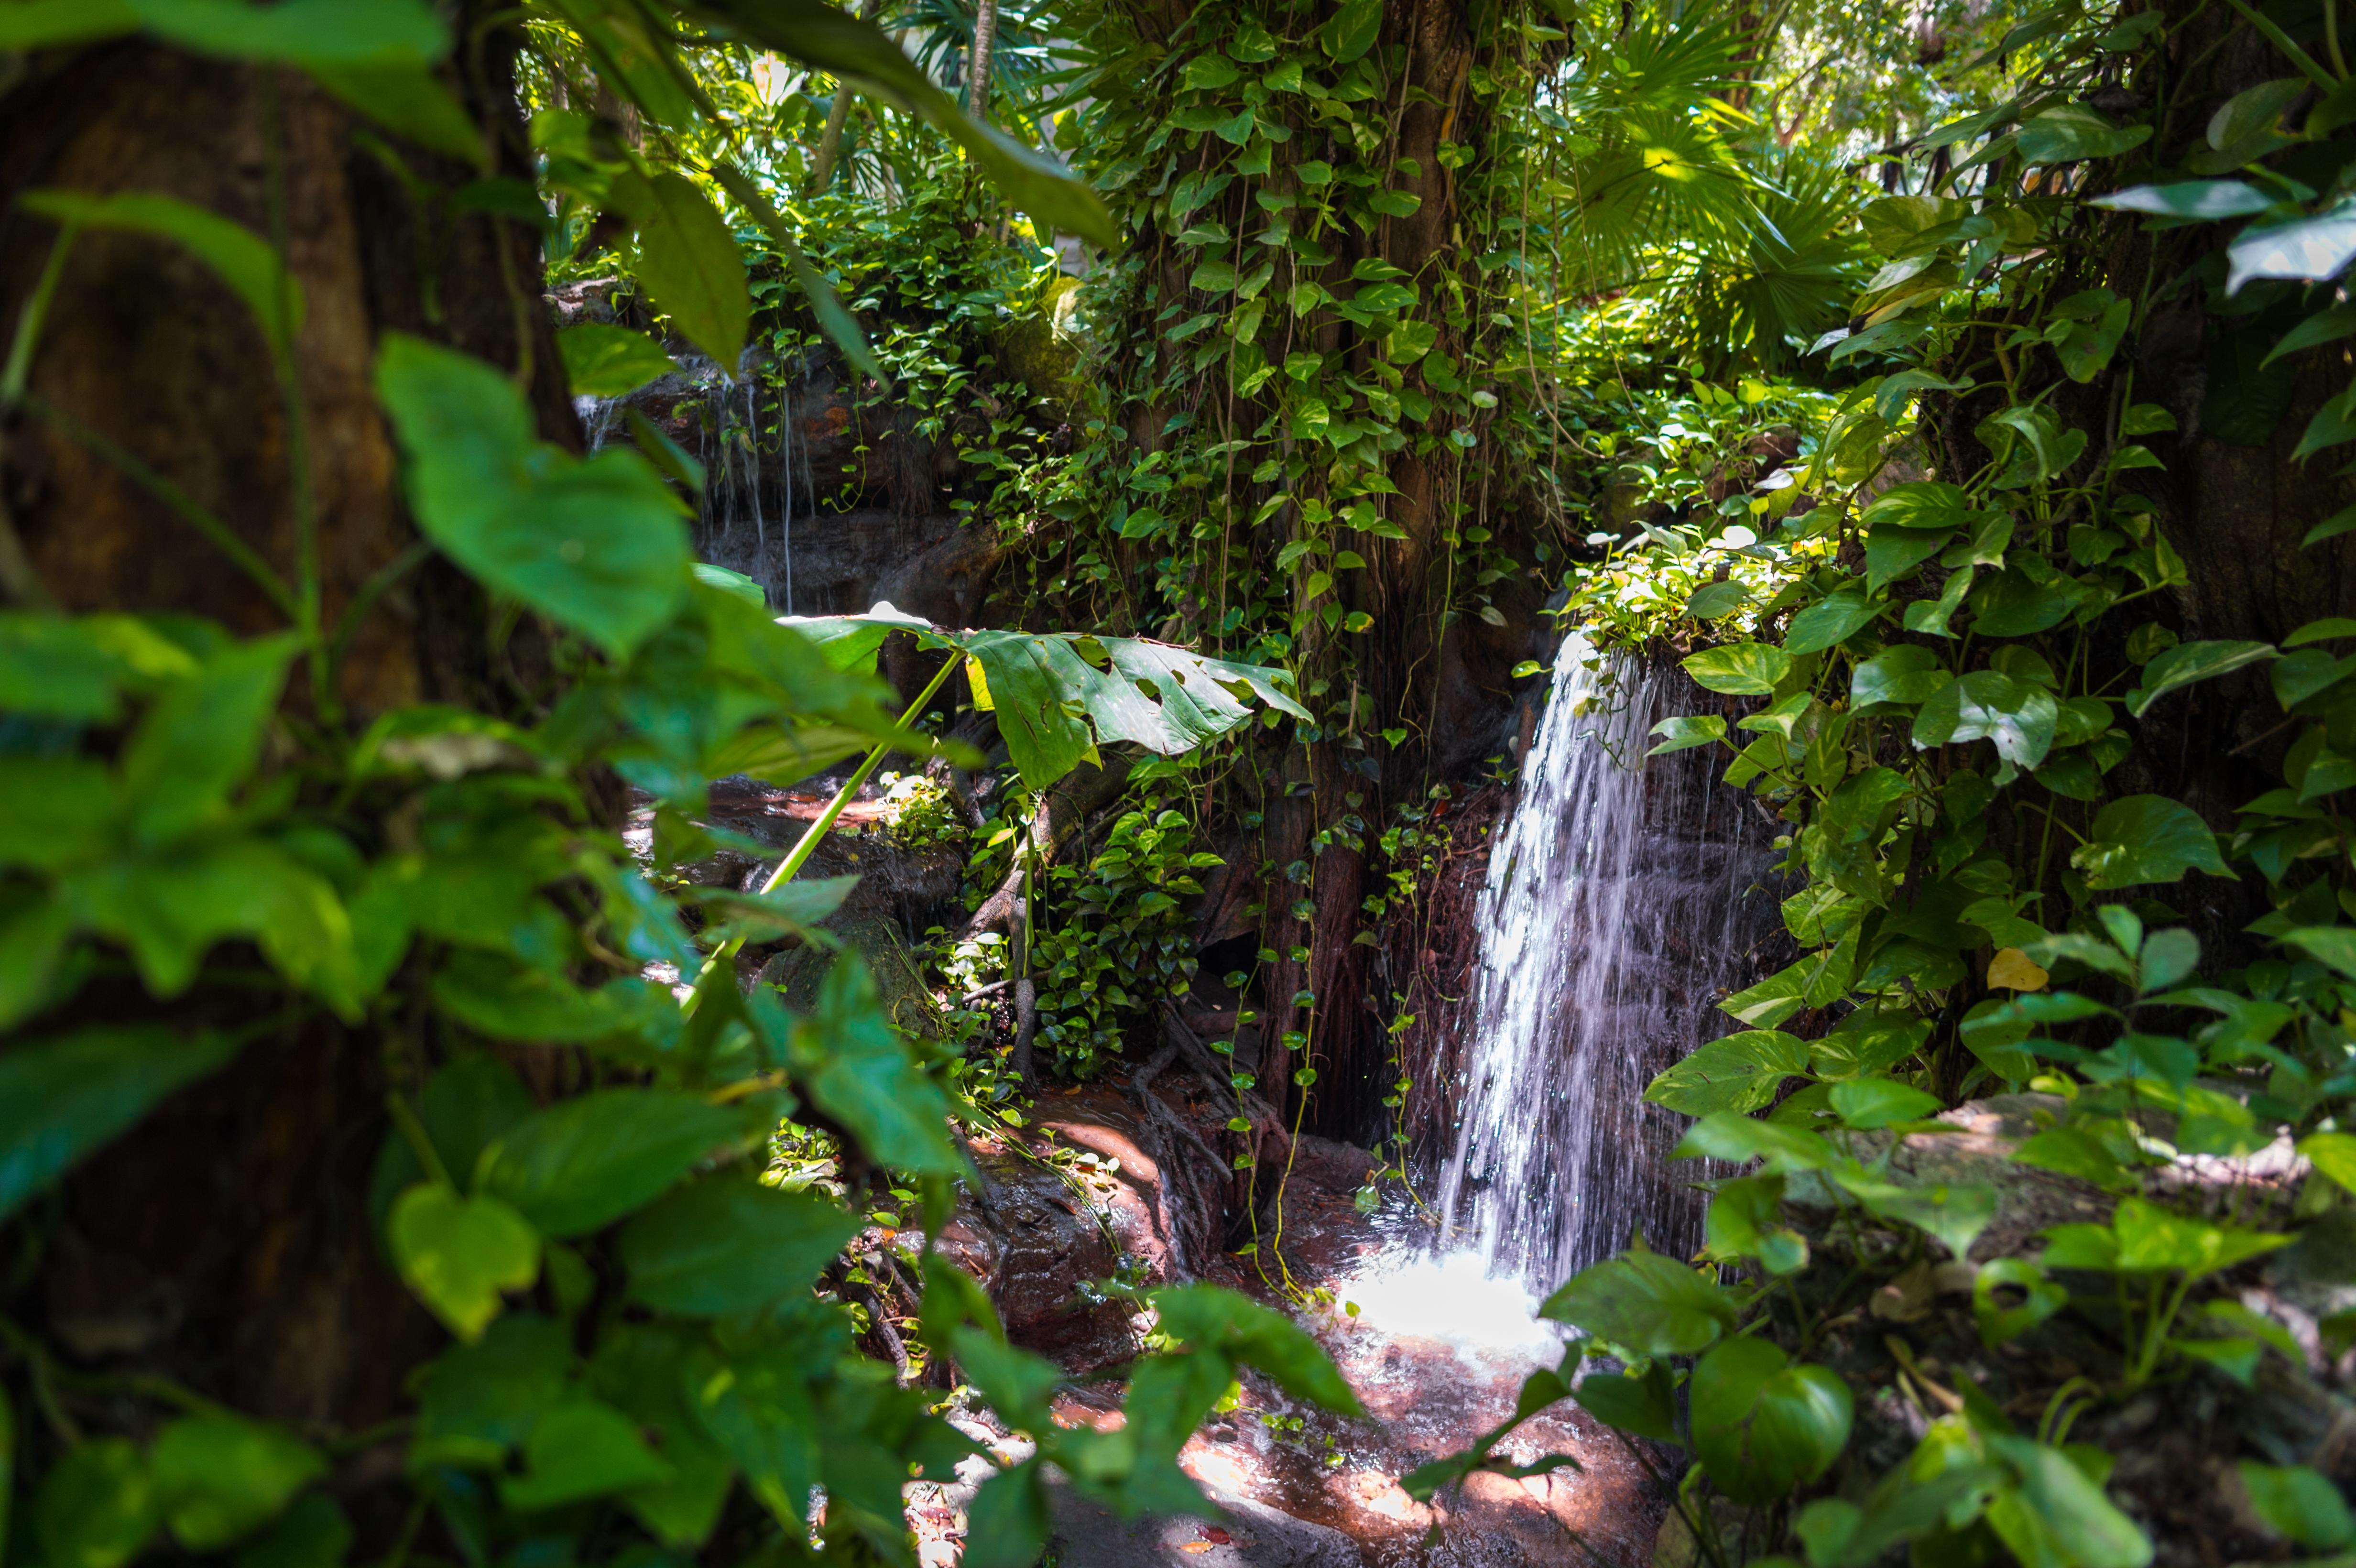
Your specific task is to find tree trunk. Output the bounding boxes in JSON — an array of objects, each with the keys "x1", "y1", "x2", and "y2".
[
  {"x1": 812, "y1": 0, "x2": 887, "y2": 192},
  {"x1": 967, "y1": 0, "x2": 999, "y2": 124},
  {"x1": 0, "y1": 27, "x2": 567, "y2": 1528},
  {"x1": 1052, "y1": 0, "x2": 1555, "y2": 1142}
]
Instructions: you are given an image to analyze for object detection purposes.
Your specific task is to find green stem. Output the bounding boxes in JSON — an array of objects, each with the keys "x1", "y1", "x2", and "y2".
[
  {"x1": 1, "y1": 224, "x2": 78, "y2": 407},
  {"x1": 2223, "y1": 0, "x2": 2340, "y2": 87},
  {"x1": 686, "y1": 655, "x2": 957, "y2": 1002},
  {"x1": 387, "y1": 1094, "x2": 453, "y2": 1189}
]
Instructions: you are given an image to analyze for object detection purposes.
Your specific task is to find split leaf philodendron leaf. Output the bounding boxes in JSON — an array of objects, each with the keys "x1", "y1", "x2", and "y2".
[{"x1": 786, "y1": 606, "x2": 1309, "y2": 790}]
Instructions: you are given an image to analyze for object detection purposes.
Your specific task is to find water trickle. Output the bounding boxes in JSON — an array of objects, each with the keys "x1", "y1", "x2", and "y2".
[{"x1": 1435, "y1": 633, "x2": 1782, "y2": 1297}]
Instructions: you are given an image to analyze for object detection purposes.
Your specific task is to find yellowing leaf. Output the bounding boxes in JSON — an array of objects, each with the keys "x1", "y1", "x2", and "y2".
[
  {"x1": 1988, "y1": 948, "x2": 2049, "y2": 991},
  {"x1": 390, "y1": 1183, "x2": 540, "y2": 1342}
]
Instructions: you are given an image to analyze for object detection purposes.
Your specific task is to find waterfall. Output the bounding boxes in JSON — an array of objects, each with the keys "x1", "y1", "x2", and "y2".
[{"x1": 1434, "y1": 633, "x2": 1782, "y2": 1296}]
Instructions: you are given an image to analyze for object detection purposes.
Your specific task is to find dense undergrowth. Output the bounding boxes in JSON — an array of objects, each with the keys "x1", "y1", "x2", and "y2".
[{"x1": 1425, "y1": 6, "x2": 2356, "y2": 1563}]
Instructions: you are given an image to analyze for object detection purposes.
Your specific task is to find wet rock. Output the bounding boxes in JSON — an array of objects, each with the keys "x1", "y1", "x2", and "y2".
[
  {"x1": 945, "y1": 1091, "x2": 1211, "y2": 1372},
  {"x1": 1042, "y1": 1472, "x2": 1361, "y2": 1568}
]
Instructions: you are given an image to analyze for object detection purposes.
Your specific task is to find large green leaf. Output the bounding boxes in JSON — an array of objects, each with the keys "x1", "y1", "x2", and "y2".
[
  {"x1": 586, "y1": 1325, "x2": 737, "y2": 1546},
  {"x1": 556, "y1": 324, "x2": 677, "y2": 398},
  {"x1": 2125, "y1": 639, "x2": 2278, "y2": 717},
  {"x1": 1538, "y1": 1250, "x2": 1736, "y2": 1357},
  {"x1": 1570, "y1": 1363, "x2": 1682, "y2": 1443},
  {"x1": 389, "y1": 1184, "x2": 541, "y2": 1342},
  {"x1": 1830, "y1": 1169, "x2": 1997, "y2": 1259},
  {"x1": 1784, "y1": 586, "x2": 1883, "y2": 653},
  {"x1": 685, "y1": 1340, "x2": 822, "y2": 1530},
  {"x1": 1150, "y1": 1285, "x2": 1363, "y2": 1414},
  {"x1": 2016, "y1": 104, "x2": 2150, "y2": 164},
  {"x1": 1865, "y1": 525, "x2": 1950, "y2": 592},
  {"x1": 2110, "y1": 1195, "x2": 2286, "y2": 1278},
  {"x1": 2072, "y1": 796, "x2": 2229, "y2": 888},
  {"x1": 1681, "y1": 641, "x2": 1791, "y2": 697},
  {"x1": 1830, "y1": 1078, "x2": 1942, "y2": 1129},
  {"x1": 120, "y1": 634, "x2": 299, "y2": 846},
  {"x1": 501, "y1": 1401, "x2": 672, "y2": 1512},
  {"x1": 130, "y1": 0, "x2": 445, "y2": 63},
  {"x1": 1968, "y1": 567, "x2": 2079, "y2": 637},
  {"x1": 149, "y1": 1414, "x2": 323, "y2": 1552},
  {"x1": 608, "y1": 171, "x2": 749, "y2": 371},
  {"x1": 64, "y1": 836, "x2": 359, "y2": 1007},
  {"x1": 1911, "y1": 670, "x2": 2056, "y2": 771},
  {"x1": 415, "y1": 1313, "x2": 573, "y2": 1466},
  {"x1": 1644, "y1": 1029, "x2": 1809, "y2": 1115},
  {"x1": 1863, "y1": 481, "x2": 1970, "y2": 531},
  {"x1": 619, "y1": 1176, "x2": 861, "y2": 1315},
  {"x1": 1691, "y1": 1337, "x2": 1852, "y2": 1505},
  {"x1": 1320, "y1": 0, "x2": 1382, "y2": 59},
  {"x1": 785, "y1": 611, "x2": 1307, "y2": 790},
  {"x1": 2239, "y1": 1462, "x2": 2356, "y2": 1547},
  {"x1": 375, "y1": 333, "x2": 691, "y2": 659},
  {"x1": 789, "y1": 954, "x2": 963, "y2": 1175},
  {"x1": 2228, "y1": 198, "x2": 2356, "y2": 294},
  {"x1": 1986, "y1": 1437, "x2": 2153, "y2": 1568},
  {"x1": 1851, "y1": 645, "x2": 1949, "y2": 708},
  {"x1": 0, "y1": 757, "x2": 123, "y2": 872},
  {"x1": 31, "y1": 1438, "x2": 156, "y2": 1568},
  {"x1": 304, "y1": 62, "x2": 480, "y2": 165},
  {"x1": 21, "y1": 190, "x2": 301, "y2": 355},
  {"x1": 677, "y1": 0, "x2": 1116, "y2": 246},
  {"x1": 475, "y1": 1089, "x2": 751, "y2": 1238},
  {"x1": 1704, "y1": 1174, "x2": 1810, "y2": 1276},
  {"x1": 0, "y1": 613, "x2": 201, "y2": 721},
  {"x1": 0, "y1": 1026, "x2": 239, "y2": 1225},
  {"x1": 1673, "y1": 1111, "x2": 1837, "y2": 1172},
  {"x1": 431, "y1": 957, "x2": 666, "y2": 1044}
]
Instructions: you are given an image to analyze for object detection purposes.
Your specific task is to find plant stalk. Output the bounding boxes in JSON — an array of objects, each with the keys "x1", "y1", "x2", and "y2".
[{"x1": 687, "y1": 655, "x2": 957, "y2": 1000}]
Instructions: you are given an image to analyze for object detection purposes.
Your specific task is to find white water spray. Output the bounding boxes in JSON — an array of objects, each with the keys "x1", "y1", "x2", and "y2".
[{"x1": 1435, "y1": 634, "x2": 1780, "y2": 1297}]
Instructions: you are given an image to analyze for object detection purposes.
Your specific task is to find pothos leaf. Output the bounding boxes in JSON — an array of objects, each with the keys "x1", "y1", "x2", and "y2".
[{"x1": 375, "y1": 333, "x2": 691, "y2": 659}]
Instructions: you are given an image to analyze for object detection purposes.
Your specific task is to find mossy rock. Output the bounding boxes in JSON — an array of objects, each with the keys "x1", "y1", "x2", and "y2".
[{"x1": 991, "y1": 274, "x2": 1084, "y2": 416}]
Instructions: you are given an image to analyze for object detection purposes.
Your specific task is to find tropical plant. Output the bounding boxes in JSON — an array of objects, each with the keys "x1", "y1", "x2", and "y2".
[{"x1": 0, "y1": 9, "x2": 1363, "y2": 1568}]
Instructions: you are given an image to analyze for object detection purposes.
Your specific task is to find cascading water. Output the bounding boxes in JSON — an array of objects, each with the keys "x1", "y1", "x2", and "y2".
[
  {"x1": 574, "y1": 347, "x2": 822, "y2": 613},
  {"x1": 1433, "y1": 632, "x2": 1784, "y2": 1298}
]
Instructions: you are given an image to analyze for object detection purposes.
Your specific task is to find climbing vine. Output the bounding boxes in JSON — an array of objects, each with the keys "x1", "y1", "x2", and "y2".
[{"x1": 1417, "y1": 0, "x2": 2356, "y2": 1558}]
